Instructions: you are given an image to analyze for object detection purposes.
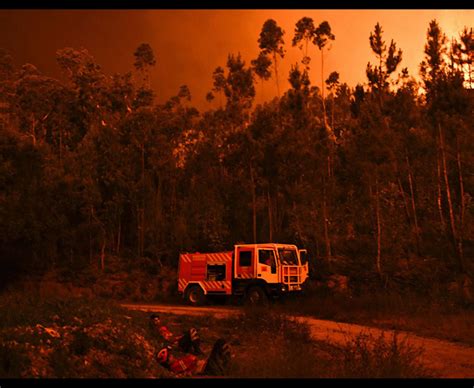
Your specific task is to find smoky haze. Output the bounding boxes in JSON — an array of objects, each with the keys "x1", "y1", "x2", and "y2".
[{"x1": 0, "y1": 9, "x2": 472, "y2": 110}]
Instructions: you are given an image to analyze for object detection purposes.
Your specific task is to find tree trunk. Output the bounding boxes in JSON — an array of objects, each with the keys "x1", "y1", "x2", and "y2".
[
  {"x1": 90, "y1": 205, "x2": 107, "y2": 272},
  {"x1": 322, "y1": 176, "x2": 332, "y2": 259},
  {"x1": 378, "y1": 53, "x2": 384, "y2": 108},
  {"x1": 331, "y1": 93, "x2": 335, "y2": 131},
  {"x1": 116, "y1": 215, "x2": 121, "y2": 254},
  {"x1": 140, "y1": 207, "x2": 144, "y2": 257},
  {"x1": 469, "y1": 58, "x2": 473, "y2": 89},
  {"x1": 267, "y1": 188, "x2": 273, "y2": 242},
  {"x1": 313, "y1": 199, "x2": 321, "y2": 261},
  {"x1": 327, "y1": 154, "x2": 332, "y2": 179},
  {"x1": 321, "y1": 49, "x2": 327, "y2": 128},
  {"x1": 273, "y1": 52, "x2": 280, "y2": 98},
  {"x1": 172, "y1": 176, "x2": 177, "y2": 217},
  {"x1": 249, "y1": 163, "x2": 257, "y2": 243},
  {"x1": 456, "y1": 132, "x2": 466, "y2": 271},
  {"x1": 275, "y1": 192, "x2": 286, "y2": 241},
  {"x1": 100, "y1": 238, "x2": 106, "y2": 271},
  {"x1": 59, "y1": 126, "x2": 63, "y2": 168},
  {"x1": 397, "y1": 177, "x2": 412, "y2": 228},
  {"x1": 439, "y1": 124, "x2": 460, "y2": 269},
  {"x1": 395, "y1": 161, "x2": 414, "y2": 265},
  {"x1": 406, "y1": 152, "x2": 421, "y2": 256},
  {"x1": 140, "y1": 143, "x2": 146, "y2": 257},
  {"x1": 137, "y1": 204, "x2": 142, "y2": 257},
  {"x1": 292, "y1": 201, "x2": 305, "y2": 245},
  {"x1": 436, "y1": 147, "x2": 446, "y2": 231},
  {"x1": 30, "y1": 115, "x2": 37, "y2": 146},
  {"x1": 153, "y1": 176, "x2": 163, "y2": 248},
  {"x1": 375, "y1": 176, "x2": 382, "y2": 277},
  {"x1": 89, "y1": 206, "x2": 93, "y2": 264}
]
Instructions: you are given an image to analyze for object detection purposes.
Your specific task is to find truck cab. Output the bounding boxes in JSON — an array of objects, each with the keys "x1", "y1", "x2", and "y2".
[{"x1": 233, "y1": 243, "x2": 309, "y2": 301}]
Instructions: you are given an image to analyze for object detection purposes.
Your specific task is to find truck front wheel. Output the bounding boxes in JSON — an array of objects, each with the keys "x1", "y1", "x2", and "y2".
[
  {"x1": 185, "y1": 285, "x2": 205, "y2": 306},
  {"x1": 244, "y1": 286, "x2": 268, "y2": 306}
]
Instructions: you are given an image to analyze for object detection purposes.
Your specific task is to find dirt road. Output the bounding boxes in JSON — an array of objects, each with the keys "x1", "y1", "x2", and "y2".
[{"x1": 122, "y1": 303, "x2": 474, "y2": 378}]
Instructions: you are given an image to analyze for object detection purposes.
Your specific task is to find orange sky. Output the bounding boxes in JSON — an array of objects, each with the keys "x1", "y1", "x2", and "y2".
[{"x1": 0, "y1": 10, "x2": 472, "y2": 110}]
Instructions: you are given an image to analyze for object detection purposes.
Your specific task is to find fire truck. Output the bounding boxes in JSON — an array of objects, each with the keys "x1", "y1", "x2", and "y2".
[{"x1": 177, "y1": 243, "x2": 309, "y2": 305}]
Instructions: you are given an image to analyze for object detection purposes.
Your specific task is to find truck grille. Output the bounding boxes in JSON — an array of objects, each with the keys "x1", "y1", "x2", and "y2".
[{"x1": 281, "y1": 265, "x2": 303, "y2": 288}]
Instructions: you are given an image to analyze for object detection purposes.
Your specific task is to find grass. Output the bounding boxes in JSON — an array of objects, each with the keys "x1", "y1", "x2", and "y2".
[
  {"x1": 0, "y1": 292, "x2": 431, "y2": 378},
  {"x1": 220, "y1": 306, "x2": 431, "y2": 378},
  {"x1": 274, "y1": 289, "x2": 474, "y2": 346},
  {"x1": 223, "y1": 306, "x2": 326, "y2": 377},
  {"x1": 335, "y1": 331, "x2": 431, "y2": 378}
]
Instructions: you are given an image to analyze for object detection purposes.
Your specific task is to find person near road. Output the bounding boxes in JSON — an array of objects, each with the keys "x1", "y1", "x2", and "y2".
[
  {"x1": 149, "y1": 313, "x2": 203, "y2": 355},
  {"x1": 156, "y1": 339, "x2": 232, "y2": 377}
]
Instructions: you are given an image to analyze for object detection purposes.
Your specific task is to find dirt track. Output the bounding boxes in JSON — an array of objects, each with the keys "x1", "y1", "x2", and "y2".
[{"x1": 121, "y1": 303, "x2": 474, "y2": 378}]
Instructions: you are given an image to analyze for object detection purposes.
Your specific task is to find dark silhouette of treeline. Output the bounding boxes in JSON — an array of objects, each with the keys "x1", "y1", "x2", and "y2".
[{"x1": 0, "y1": 18, "x2": 472, "y2": 293}]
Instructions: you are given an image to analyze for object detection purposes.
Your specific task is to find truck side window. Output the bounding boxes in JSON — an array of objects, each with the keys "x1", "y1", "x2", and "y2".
[
  {"x1": 239, "y1": 251, "x2": 252, "y2": 267},
  {"x1": 207, "y1": 264, "x2": 226, "y2": 281},
  {"x1": 258, "y1": 249, "x2": 275, "y2": 266}
]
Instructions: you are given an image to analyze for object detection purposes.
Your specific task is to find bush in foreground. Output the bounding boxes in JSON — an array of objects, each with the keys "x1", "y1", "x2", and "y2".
[{"x1": 0, "y1": 294, "x2": 431, "y2": 378}]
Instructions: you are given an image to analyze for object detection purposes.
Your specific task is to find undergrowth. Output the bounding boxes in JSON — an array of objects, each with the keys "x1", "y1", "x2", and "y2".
[{"x1": 0, "y1": 293, "x2": 432, "y2": 378}]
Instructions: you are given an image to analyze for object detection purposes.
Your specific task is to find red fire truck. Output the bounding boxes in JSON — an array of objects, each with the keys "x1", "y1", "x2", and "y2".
[{"x1": 177, "y1": 243, "x2": 309, "y2": 305}]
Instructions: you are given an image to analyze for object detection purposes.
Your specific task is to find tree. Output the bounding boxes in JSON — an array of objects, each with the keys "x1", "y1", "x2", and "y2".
[
  {"x1": 258, "y1": 19, "x2": 285, "y2": 98},
  {"x1": 211, "y1": 66, "x2": 226, "y2": 108},
  {"x1": 451, "y1": 27, "x2": 473, "y2": 89},
  {"x1": 314, "y1": 21, "x2": 335, "y2": 137},
  {"x1": 251, "y1": 52, "x2": 272, "y2": 103},
  {"x1": 292, "y1": 17, "x2": 316, "y2": 69},
  {"x1": 223, "y1": 53, "x2": 256, "y2": 128},
  {"x1": 0, "y1": 51, "x2": 15, "y2": 135},
  {"x1": 366, "y1": 23, "x2": 402, "y2": 97},
  {"x1": 351, "y1": 24, "x2": 406, "y2": 280},
  {"x1": 133, "y1": 43, "x2": 156, "y2": 108},
  {"x1": 420, "y1": 20, "x2": 472, "y2": 274},
  {"x1": 420, "y1": 20, "x2": 453, "y2": 261},
  {"x1": 420, "y1": 20, "x2": 447, "y2": 95},
  {"x1": 133, "y1": 43, "x2": 156, "y2": 86},
  {"x1": 325, "y1": 71, "x2": 340, "y2": 130},
  {"x1": 0, "y1": 48, "x2": 14, "y2": 82},
  {"x1": 13, "y1": 64, "x2": 68, "y2": 155},
  {"x1": 56, "y1": 47, "x2": 107, "y2": 149},
  {"x1": 0, "y1": 127, "x2": 45, "y2": 278}
]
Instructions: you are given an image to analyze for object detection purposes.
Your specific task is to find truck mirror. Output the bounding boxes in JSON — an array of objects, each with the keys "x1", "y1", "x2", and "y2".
[
  {"x1": 271, "y1": 264, "x2": 276, "y2": 274},
  {"x1": 299, "y1": 249, "x2": 308, "y2": 265}
]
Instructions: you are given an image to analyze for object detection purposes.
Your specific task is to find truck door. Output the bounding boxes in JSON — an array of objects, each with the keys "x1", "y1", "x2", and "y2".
[
  {"x1": 257, "y1": 248, "x2": 279, "y2": 285},
  {"x1": 235, "y1": 246, "x2": 255, "y2": 279}
]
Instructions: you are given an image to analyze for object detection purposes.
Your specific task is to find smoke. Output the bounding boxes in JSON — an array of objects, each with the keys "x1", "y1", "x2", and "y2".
[{"x1": 0, "y1": 10, "x2": 471, "y2": 110}]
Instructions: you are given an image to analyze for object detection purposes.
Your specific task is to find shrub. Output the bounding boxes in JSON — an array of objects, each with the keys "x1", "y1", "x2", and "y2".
[
  {"x1": 227, "y1": 308, "x2": 327, "y2": 377},
  {"x1": 337, "y1": 331, "x2": 431, "y2": 377},
  {"x1": 221, "y1": 307, "x2": 431, "y2": 378}
]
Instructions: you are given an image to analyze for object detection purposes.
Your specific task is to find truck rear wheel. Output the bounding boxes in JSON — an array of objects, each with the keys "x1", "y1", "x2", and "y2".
[
  {"x1": 244, "y1": 286, "x2": 268, "y2": 306},
  {"x1": 185, "y1": 285, "x2": 205, "y2": 306}
]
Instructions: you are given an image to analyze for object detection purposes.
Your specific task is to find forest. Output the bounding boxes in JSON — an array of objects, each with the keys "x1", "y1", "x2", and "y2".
[{"x1": 0, "y1": 17, "x2": 473, "y2": 298}]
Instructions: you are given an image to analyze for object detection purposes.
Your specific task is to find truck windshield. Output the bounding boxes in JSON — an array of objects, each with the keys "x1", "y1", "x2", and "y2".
[{"x1": 278, "y1": 248, "x2": 299, "y2": 265}]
